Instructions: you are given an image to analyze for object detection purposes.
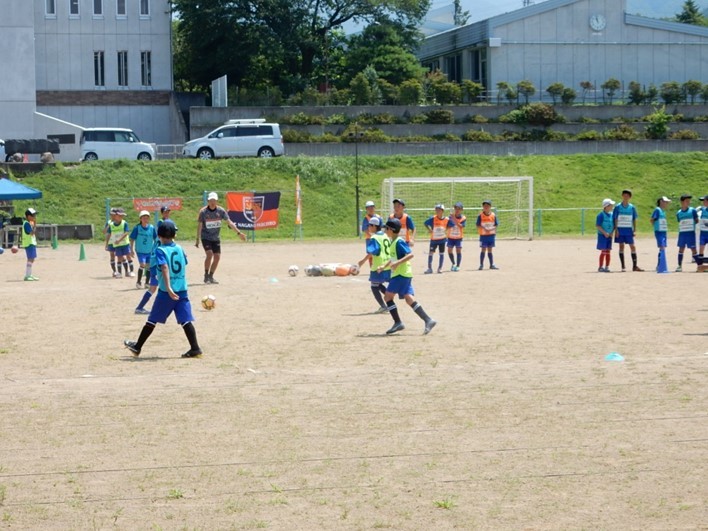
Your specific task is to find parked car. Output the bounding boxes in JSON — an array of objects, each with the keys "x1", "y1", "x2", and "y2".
[
  {"x1": 80, "y1": 128, "x2": 155, "y2": 161},
  {"x1": 182, "y1": 119, "x2": 284, "y2": 159}
]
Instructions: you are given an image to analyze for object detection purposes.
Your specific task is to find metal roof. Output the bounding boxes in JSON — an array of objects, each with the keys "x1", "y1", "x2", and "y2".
[{"x1": 625, "y1": 13, "x2": 708, "y2": 38}]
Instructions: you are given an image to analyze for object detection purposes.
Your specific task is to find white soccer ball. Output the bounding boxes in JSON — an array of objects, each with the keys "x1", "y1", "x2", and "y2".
[
  {"x1": 288, "y1": 265, "x2": 299, "y2": 277},
  {"x1": 201, "y1": 294, "x2": 216, "y2": 310}
]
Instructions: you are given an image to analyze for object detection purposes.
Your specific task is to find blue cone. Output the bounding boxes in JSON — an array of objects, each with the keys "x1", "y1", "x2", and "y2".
[
  {"x1": 605, "y1": 352, "x2": 624, "y2": 362},
  {"x1": 657, "y1": 249, "x2": 669, "y2": 274}
]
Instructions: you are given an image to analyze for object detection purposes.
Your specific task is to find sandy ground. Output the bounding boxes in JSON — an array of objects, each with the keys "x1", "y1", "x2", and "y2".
[{"x1": 0, "y1": 238, "x2": 706, "y2": 530}]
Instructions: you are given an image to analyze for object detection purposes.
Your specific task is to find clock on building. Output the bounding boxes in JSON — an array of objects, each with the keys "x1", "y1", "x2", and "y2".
[{"x1": 589, "y1": 14, "x2": 606, "y2": 31}]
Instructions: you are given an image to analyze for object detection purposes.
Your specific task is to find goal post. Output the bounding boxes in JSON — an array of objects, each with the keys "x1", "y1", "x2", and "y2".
[{"x1": 380, "y1": 177, "x2": 534, "y2": 240}]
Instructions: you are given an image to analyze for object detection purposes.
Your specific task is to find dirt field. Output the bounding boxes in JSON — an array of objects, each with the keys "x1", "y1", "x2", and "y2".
[{"x1": 0, "y1": 238, "x2": 706, "y2": 530}]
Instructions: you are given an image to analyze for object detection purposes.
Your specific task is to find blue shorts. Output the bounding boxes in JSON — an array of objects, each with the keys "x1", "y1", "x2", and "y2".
[
  {"x1": 149, "y1": 265, "x2": 159, "y2": 287},
  {"x1": 480, "y1": 235, "x2": 496, "y2": 248},
  {"x1": 429, "y1": 239, "x2": 446, "y2": 253},
  {"x1": 386, "y1": 275, "x2": 414, "y2": 299},
  {"x1": 596, "y1": 234, "x2": 612, "y2": 251},
  {"x1": 137, "y1": 252, "x2": 151, "y2": 265},
  {"x1": 369, "y1": 269, "x2": 390, "y2": 284},
  {"x1": 677, "y1": 232, "x2": 697, "y2": 249},
  {"x1": 447, "y1": 239, "x2": 462, "y2": 249},
  {"x1": 701, "y1": 232, "x2": 708, "y2": 246},
  {"x1": 106, "y1": 244, "x2": 115, "y2": 253},
  {"x1": 148, "y1": 290, "x2": 194, "y2": 325},
  {"x1": 25, "y1": 245, "x2": 37, "y2": 260},
  {"x1": 114, "y1": 245, "x2": 131, "y2": 257},
  {"x1": 614, "y1": 232, "x2": 635, "y2": 245},
  {"x1": 654, "y1": 231, "x2": 667, "y2": 248}
]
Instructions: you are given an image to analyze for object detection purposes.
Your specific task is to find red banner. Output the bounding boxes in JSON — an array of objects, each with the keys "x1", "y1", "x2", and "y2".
[
  {"x1": 226, "y1": 191, "x2": 281, "y2": 230},
  {"x1": 133, "y1": 197, "x2": 183, "y2": 211}
]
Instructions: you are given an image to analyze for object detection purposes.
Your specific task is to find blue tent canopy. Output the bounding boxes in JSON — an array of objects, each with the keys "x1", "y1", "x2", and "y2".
[{"x1": 0, "y1": 177, "x2": 42, "y2": 200}]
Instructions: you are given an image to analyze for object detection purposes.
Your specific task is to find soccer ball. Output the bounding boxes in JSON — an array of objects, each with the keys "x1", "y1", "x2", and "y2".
[
  {"x1": 11, "y1": 246, "x2": 18, "y2": 254},
  {"x1": 288, "y1": 265, "x2": 299, "y2": 277},
  {"x1": 201, "y1": 294, "x2": 216, "y2": 310},
  {"x1": 350, "y1": 264, "x2": 360, "y2": 276}
]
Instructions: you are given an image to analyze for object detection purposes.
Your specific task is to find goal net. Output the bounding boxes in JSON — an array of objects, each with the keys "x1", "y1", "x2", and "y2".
[{"x1": 380, "y1": 177, "x2": 533, "y2": 240}]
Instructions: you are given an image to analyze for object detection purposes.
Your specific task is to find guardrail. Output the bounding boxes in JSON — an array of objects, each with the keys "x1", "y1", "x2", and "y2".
[{"x1": 156, "y1": 144, "x2": 184, "y2": 160}]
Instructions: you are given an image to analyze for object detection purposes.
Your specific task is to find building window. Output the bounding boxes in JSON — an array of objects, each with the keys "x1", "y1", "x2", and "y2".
[
  {"x1": 46, "y1": 0, "x2": 56, "y2": 16},
  {"x1": 140, "y1": 0, "x2": 150, "y2": 16},
  {"x1": 93, "y1": 0, "x2": 102, "y2": 16},
  {"x1": 117, "y1": 0, "x2": 126, "y2": 16},
  {"x1": 117, "y1": 51, "x2": 128, "y2": 87},
  {"x1": 70, "y1": 0, "x2": 79, "y2": 15},
  {"x1": 141, "y1": 51, "x2": 152, "y2": 87},
  {"x1": 94, "y1": 51, "x2": 105, "y2": 87}
]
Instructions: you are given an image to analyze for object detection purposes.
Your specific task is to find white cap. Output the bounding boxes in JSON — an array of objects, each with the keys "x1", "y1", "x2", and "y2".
[
  {"x1": 658, "y1": 196, "x2": 671, "y2": 202},
  {"x1": 139, "y1": 210, "x2": 150, "y2": 217},
  {"x1": 602, "y1": 198, "x2": 615, "y2": 207},
  {"x1": 365, "y1": 200, "x2": 375, "y2": 208},
  {"x1": 207, "y1": 192, "x2": 218, "y2": 201}
]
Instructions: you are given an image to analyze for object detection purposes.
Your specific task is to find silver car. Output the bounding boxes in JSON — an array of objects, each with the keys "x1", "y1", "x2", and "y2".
[{"x1": 182, "y1": 119, "x2": 284, "y2": 160}]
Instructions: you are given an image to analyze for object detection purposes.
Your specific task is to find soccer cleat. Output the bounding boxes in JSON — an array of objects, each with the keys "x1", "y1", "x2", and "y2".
[
  {"x1": 424, "y1": 319, "x2": 437, "y2": 335},
  {"x1": 633, "y1": 266, "x2": 644, "y2": 272},
  {"x1": 437, "y1": 268, "x2": 443, "y2": 274},
  {"x1": 604, "y1": 268, "x2": 611, "y2": 273},
  {"x1": 209, "y1": 275, "x2": 219, "y2": 284},
  {"x1": 621, "y1": 268, "x2": 626, "y2": 272},
  {"x1": 134, "y1": 308, "x2": 149, "y2": 315},
  {"x1": 127, "y1": 271, "x2": 136, "y2": 278},
  {"x1": 181, "y1": 349, "x2": 203, "y2": 358},
  {"x1": 24, "y1": 275, "x2": 38, "y2": 281},
  {"x1": 123, "y1": 340, "x2": 141, "y2": 357},
  {"x1": 374, "y1": 306, "x2": 389, "y2": 314},
  {"x1": 385, "y1": 322, "x2": 405, "y2": 335},
  {"x1": 490, "y1": 265, "x2": 499, "y2": 270},
  {"x1": 203, "y1": 273, "x2": 210, "y2": 284},
  {"x1": 478, "y1": 265, "x2": 484, "y2": 270},
  {"x1": 675, "y1": 266, "x2": 682, "y2": 272},
  {"x1": 113, "y1": 272, "x2": 121, "y2": 278},
  {"x1": 136, "y1": 281, "x2": 142, "y2": 289},
  {"x1": 598, "y1": 267, "x2": 604, "y2": 273},
  {"x1": 424, "y1": 268, "x2": 433, "y2": 274}
]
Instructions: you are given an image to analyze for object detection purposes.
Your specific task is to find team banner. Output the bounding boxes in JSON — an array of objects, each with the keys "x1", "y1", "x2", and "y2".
[
  {"x1": 133, "y1": 197, "x2": 183, "y2": 211},
  {"x1": 226, "y1": 191, "x2": 281, "y2": 230}
]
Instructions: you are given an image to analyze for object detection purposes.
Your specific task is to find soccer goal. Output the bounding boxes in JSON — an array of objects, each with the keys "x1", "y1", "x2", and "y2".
[{"x1": 380, "y1": 176, "x2": 534, "y2": 240}]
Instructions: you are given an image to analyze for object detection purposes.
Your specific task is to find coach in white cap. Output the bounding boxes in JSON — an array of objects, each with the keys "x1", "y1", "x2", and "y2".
[{"x1": 196, "y1": 192, "x2": 246, "y2": 284}]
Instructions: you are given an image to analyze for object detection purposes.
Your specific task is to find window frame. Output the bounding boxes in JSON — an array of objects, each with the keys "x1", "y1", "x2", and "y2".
[
  {"x1": 93, "y1": 50, "x2": 105, "y2": 87},
  {"x1": 45, "y1": 0, "x2": 56, "y2": 17},
  {"x1": 140, "y1": 51, "x2": 152, "y2": 87},
  {"x1": 70, "y1": 0, "x2": 80, "y2": 16},
  {"x1": 117, "y1": 50, "x2": 128, "y2": 87},
  {"x1": 140, "y1": 0, "x2": 150, "y2": 17}
]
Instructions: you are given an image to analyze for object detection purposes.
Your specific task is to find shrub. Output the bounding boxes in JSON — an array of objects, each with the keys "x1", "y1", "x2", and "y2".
[
  {"x1": 318, "y1": 133, "x2": 342, "y2": 143},
  {"x1": 282, "y1": 129, "x2": 312, "y2": 143},
  {"x1": 325, "y1": 114, "x2": 349, "y2": 125},
  {"x1": 660, "y1": 81, "x2": 683, "y2": 105},
  {"x1": 693, "y1": 115, "x2": 708, "y2": 122},
  {"x1": 282, "y1": 112, "x2": 315, "y2": 125},
  {"x1": 433, "y1": 82, "x2": 462, "y2": 105},
  {"x1": 645, "y1": 106, "x2": 671, "y2": 139},
  {"x1": 575, "y1": 130, "x2": 603, "y2": 141},
  {"x1": 425, "y1": 109, "x2": 455, "y2": 124},
  {"x1": 627, "y1": 81, "x2": 645, "y2": 105},
  {"x1": 461, "y1": 80, "x2": 484, "y2": 103},
  {"x1": 469, "y1": 114, "x2": 489, "y2": 123},
  {"x1": 669, "y1": 129, "x2": 700, "y2": 140},
  {"x1": 329, "y1": 88, "x2": 352, "y2": 105},
  {"x1": 410, "y1": 113, "x2": 428, "y2": 124},
  {"x1": 601, "y1": 77, "x2": 621, "y2": 105},
  {"x1": 517, "y1": 80, "x2": 536, "y2": 104},
  {"x1": 371, "y1": 113, "x2": 399, "y2": 125},
  {"x1": 561, "y1": 88, "x2": 577, "y2": 105},
  {"x1": 579, "y1": 117, "x2": 600, "y2": 124},
  {"x1": 702, "y1": 85, "x2": 708, "y2": 104},
  {"x1": 546, "y1": 82, "x2": 565, "y2": 105},
  {"x1": 399, "y1": 79, "x2": 423, "y2": 105},
  {"x1": 462, "y1": 130, "x2": 496, "y2": 142},
  {"x1": 498, "y1": 109, "x2": 525, "y2": 124},
  {"x1": 432, "y1": 133, "x2": 461, "y2": 142},
  {"x1": 399, "y1": 135, "x2": 434, "y2": 142},
  {"x1": 683, "y1": 80, "x2": 702, "y2": 104},
  {"x1": 604, "y1": 124, "x2": 641, "y2": 140},
  {"x1": 522, "y1": 103, "x2": 565, "y2": 126}
]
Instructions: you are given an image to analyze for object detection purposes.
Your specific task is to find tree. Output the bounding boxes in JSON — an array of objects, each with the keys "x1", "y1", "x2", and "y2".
[
  {"x1": 645, "y1": 106, "x2": 671, "y2": 140},
  {"x1": 683, "y1": 80, "x2": 703, "y2": 104},
  {"x1": 496, "y1": 82, "x2": 511, "y2": 105},
  {"x1": 546, "y1": 83, "x2": 565, "y2": 104},
  {"x1": 453, "y1": 0, "x2": 470, "y2": 26},
  {"x1": 601, "y1": 78, "x2": 621, "y2": 105},
  {"x1": 561, "y1": 88, "x2": 577, "y2": 105},
  {"x1": 399, "y1": 79, "x2": 423, "y2": 105},
  {"x1": 350, "y1": 73, "x2": 373, "y2": 105},
  {"x1": 676, "y1": 0, "x2": 706, "y2": 25},
  {"x1": 517, "y1": 80, "x2": 536, "y2": 104},
  {"x1": 660, "y1": 81, "x2": 683, "y2": 104},
  {"x1": 627, "y1": 81, "x2": 645, "y2": 106},
  {"x1": 579, "y1": 81, "x2": 595, "y2": 104},
  {"x1": 461, "y1": 80, "x2": 484, "y2": 103}
]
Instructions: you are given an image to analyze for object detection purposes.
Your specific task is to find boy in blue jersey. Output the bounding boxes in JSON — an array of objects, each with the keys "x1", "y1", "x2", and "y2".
[
  {"x1": 675, "y1": 194, "x2": 698, "y2": 272},
  {"x1": 129, "y1": 210, "x2": 158, "y2": 289},
  {"x1": 596, "y1": 198, "x2": 615, "y2": 272},
  {"x1": 379, "y1": 218, "x2": 436, "y2": 335},
  {"x1": 134, "y1": 220, "x2": 178, "y2": 314},
  {"x1": 124, "y1": 221, "x2": 202, "y2": 358},
  {"x1": 613, "y1": 189, "x2": 643, "y2": 272},
  {"x1": 22, "y1": 208, "x2": 39, "y2": 281},
  {"x1": 361, "y1": 200, "x2": 382, "y2": 239},
  {"x1": 357, "y1": 217, "x2": 390, "y2": 313},
  {"x1": 698, "y1": 195, "x2": 708, "y2": 270},
  {"x1": 650, "y1": 196, "x2": 671, "y2": 271},
  {"x1": 423, "y1": 204, "x2": 448, "y2": 274}
]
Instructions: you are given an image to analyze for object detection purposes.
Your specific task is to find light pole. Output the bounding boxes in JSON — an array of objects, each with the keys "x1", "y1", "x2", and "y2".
[{"x1": 350, "y1": 123, "x2": 364, "y2": 236}]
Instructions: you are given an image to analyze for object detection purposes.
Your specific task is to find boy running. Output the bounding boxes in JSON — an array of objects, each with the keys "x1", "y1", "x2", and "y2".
[
  {"x1": 612, "y1": 189, "x2": 643, "y2": 271},
  {"x1": 129, "y1": 210, "x2": 157, "y2": 289},
  {"x1": 22, "y1": 208, "x2": 39, "y2": 281},
  {"x1": 379, "y1": 218, "x2": 436, "y2": 335},
  {"x1": 423, "y1": 204, "x2": 448, "y2": 274},
  {"x1": 596, "y1": 198, "x2": 615, "y2": 272},
  {"x1": 124, "y1": 221, "x2": 202, "y2": 358},
  {"x1": 476, "y1": 200, "x2": 499, "y2": 270},
  {"x1": 676, "y1": 194, "x2": 699, "y2": 272},
  {"x1": 650, "y1": 196, "x2": 671, "y2": 271},
  {"x1": 446, "y1": 202, "x2": 466, "y2": 271},
  {"x1": 357, "y1": 217, "x2": 391, "y2": 313}
]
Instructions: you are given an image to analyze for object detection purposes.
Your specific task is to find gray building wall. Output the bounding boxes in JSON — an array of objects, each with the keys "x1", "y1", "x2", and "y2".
[{"x1": 0, "y1": 2, "x2": 37, "y2": 138}]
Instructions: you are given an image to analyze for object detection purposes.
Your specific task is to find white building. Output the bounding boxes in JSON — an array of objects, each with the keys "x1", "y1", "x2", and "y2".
[
  {"x1": 0, "y1": 0, "x2": 184, "y2": 161},
  {"x1": 416, "y1": 0, "x2": 708, "y2": 100}
]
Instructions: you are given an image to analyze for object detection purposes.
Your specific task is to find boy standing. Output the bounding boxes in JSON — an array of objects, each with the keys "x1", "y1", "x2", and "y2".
[
  {"x1": 357, "y1": 217, "x2": 391, "y2": 313},
  {"x1": 676, "y1": 194, "x2": 699, "y2": 272},
  {"x1": 129, "y1": 210, "x2": 157, "y2": 289},
  {"x1": 650, "y1": 196, "x2": 671, "y2": 271},
  {"x1": 698, "y1": 195, "x2": 708, "y2": 269},
  {"x1": 22, "y1": 208, "x2": 39, "y2": 281},
  {"x1": 446, "y1": 202, "x2": 466, "y2": 271},
  {"x1": 423, "y1": 204, "x2": 448, "y2": 274},
  {"x1": 124, "y1": 221, "x2": 202, "y2": 358},
  {"x1": 476, "y1": 200, "x2": 499, "y2": 270},
  {"x1": 105, "y1": 209, "x2": 132, "y2": 278},
  {"x1": 361, "y1": 200, "x2": 382, "y2": 240},
  {"x1": 596, "y1": 199, "x2": 615, "y2": 272},
  {"x1": 379, "y1": 218, "x2": 436, "y2": 335},
  {"x1": 613, "y1": 189, "x2": 643, "y2": 271},
  {"x1": 389, "y1": 198, "x2": 416, "y2": 247}
]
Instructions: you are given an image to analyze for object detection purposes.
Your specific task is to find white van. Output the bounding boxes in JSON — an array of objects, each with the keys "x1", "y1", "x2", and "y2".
[
  {"x1": 80, "y1": 128, "x2": 155, "y2": 161},
  {"x1": 182, "y1": 119, "x2": 284, "y2": 159}
]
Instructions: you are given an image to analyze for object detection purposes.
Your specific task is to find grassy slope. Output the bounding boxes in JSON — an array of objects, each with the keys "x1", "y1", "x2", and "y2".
[{"x1": 8, "y1": 152, "x2": 708, "y2": 240}]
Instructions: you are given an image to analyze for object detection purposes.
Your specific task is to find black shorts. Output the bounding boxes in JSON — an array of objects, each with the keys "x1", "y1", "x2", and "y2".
[{"x1": 202, "y1": 239, "x2": 221, "y2": 254}]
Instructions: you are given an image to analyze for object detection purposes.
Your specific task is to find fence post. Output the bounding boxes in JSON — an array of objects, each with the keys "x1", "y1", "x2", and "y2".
[
  {"x1": 536, "y1": 208, "x2": 542, "y2": 236},
  {"x1": 580, "y1": 208, "x2": 585, "y2": 235}
]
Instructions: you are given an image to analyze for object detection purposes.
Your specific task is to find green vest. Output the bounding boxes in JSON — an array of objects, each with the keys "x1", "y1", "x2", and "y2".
[
  {"x1": 371, "y1": 232, "x2": 391, "y2": 271},
  {"x1": 391, "y1": 237, "x2": 413, "y2": 278},
  {"x1": 22, "y1": 221, "x2": 37, "y2": 247}
]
